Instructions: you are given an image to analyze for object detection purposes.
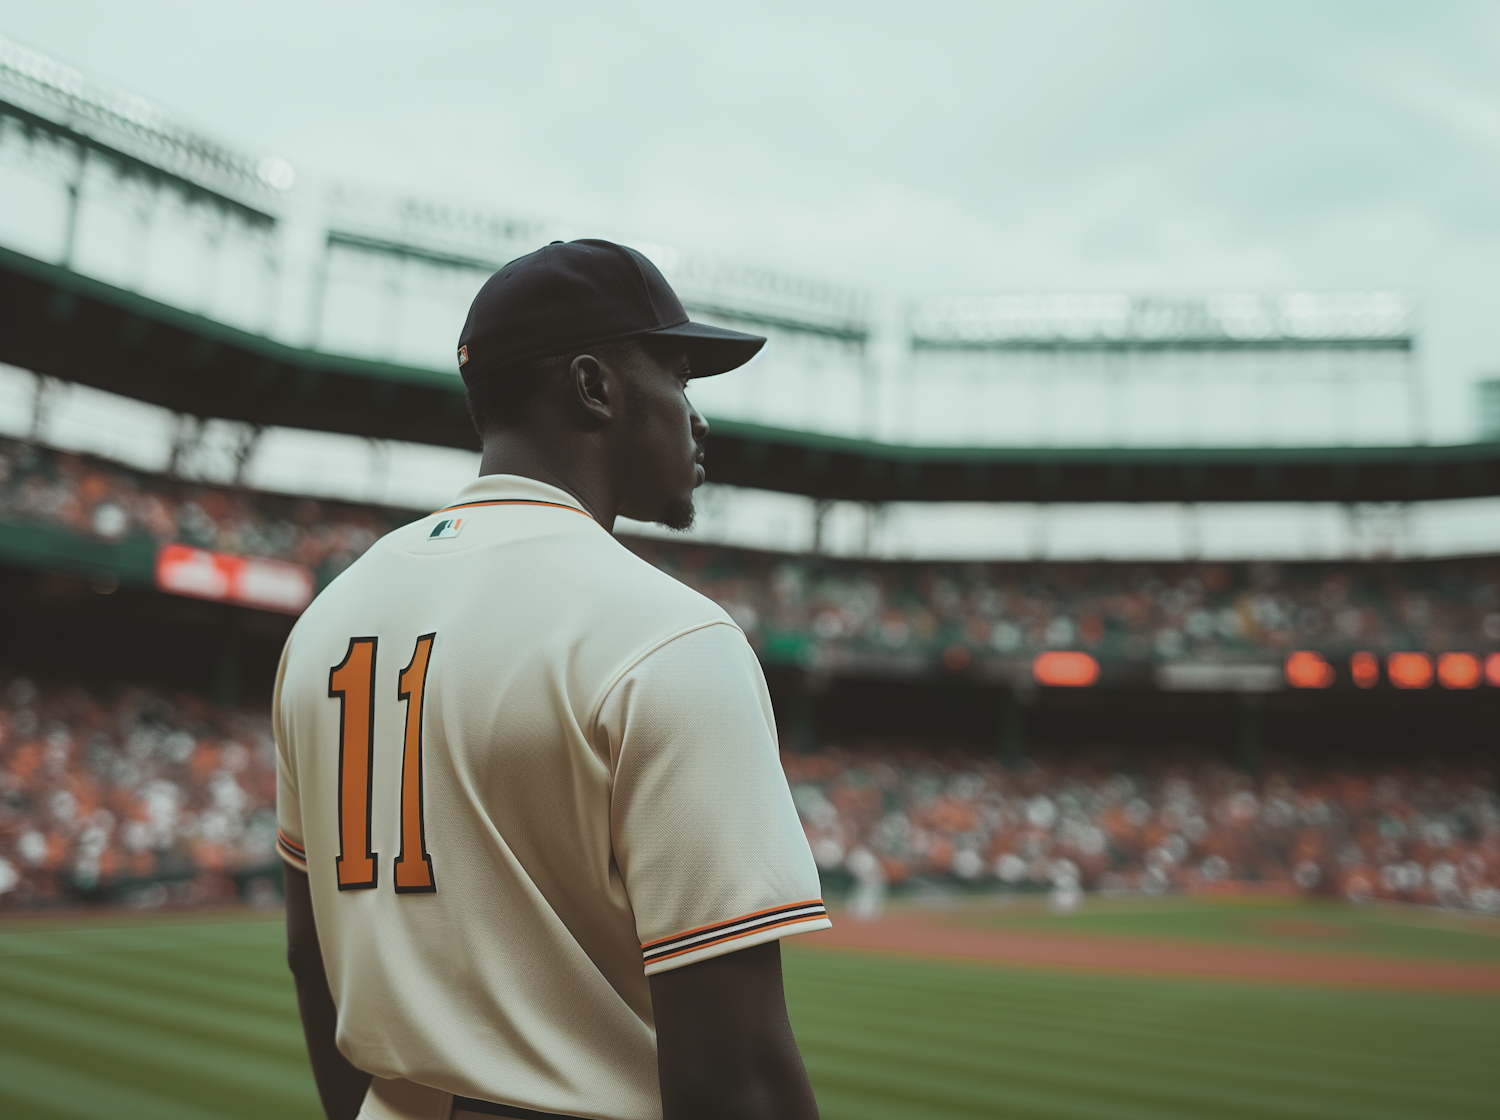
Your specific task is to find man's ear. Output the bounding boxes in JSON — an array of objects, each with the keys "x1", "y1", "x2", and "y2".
[{"x1": 568, "y1": 353, "x2": 614, "y2": 427}]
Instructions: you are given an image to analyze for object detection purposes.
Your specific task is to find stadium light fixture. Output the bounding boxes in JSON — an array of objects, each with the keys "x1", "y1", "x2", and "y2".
[
  {"x1": 1284, "y1": 651, "x2": 1334, "y2": 689},
  {"x1": 910, "y1": 291, "x2": 1416, "y2": 348},
  {"x1": 1386, "y1": 652, "x2": 1434, "y2": 690},
  {"x1": 1033, "y1": 651, "x2": 1099, "y2": 688},
  {"x1": 1436, "y1": 653, "x2": 1481, "y2": 690},
  {"x1": 256, "y1": 156, "x2": 296, "y2": 192},
  {"x1": 0, "y1": 33, "x2": 286, "y2": 219}
]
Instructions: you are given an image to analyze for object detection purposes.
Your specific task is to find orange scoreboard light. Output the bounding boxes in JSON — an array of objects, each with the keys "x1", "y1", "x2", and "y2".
[
  {"x1": 1284, "y1": 651, "x2": 1335, "y2": 689},
  {"x1": 1386, "y1": 652, "x2": 1435, "y2": 689},
  {"x1": 1436, "y1": 653, "x2": 1482, "y2": 689},
  {"x1": 1032, "y1": 651, "x2": 1100, "y2": 687},
  {"x1": 1350, "y1": 651, "x2": 1380, "y2": 688},
  {"x1": 1489, "y1": 653, "x2": 1500, "y2": 688}
]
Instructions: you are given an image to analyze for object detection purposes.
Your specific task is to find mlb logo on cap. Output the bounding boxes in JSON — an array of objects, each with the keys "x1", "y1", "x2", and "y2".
[
  {"x1": 457, "y1": 345, "x2": 469, "y2": 368},
  {"x1": 429, "y1": 518, "x2": 464, "y2": 540}
]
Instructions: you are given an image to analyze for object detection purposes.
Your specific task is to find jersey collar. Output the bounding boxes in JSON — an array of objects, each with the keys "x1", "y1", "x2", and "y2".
[{"x1": 437, "y1": 475, "x2": 595, "y2": 521}]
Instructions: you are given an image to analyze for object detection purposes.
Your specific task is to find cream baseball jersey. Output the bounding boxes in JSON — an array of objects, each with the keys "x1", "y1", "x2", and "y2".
[{"x1": 274, "y1": 474, "x2": 829, "y2": 1120}]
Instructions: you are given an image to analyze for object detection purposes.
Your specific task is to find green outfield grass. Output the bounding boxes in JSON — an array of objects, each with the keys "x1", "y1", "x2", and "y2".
[
  {"x1": 0, "y1": 902, "x2": 1495, "y2": 1120},
  {"x1": 955, "y1": 893, "x2": 1500, "y2": 966}
]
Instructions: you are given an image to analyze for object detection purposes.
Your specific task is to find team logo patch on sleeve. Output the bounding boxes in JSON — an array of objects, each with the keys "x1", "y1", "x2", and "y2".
[{"x1": 428, "y1": 518, "x2": 464, "y2": 540}]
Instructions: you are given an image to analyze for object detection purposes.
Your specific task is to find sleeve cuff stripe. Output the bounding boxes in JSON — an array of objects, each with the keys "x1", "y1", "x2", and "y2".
[
  {"x1": 642, "y1": 900, "x2": 827, "y2": 961},
  {"x1": 642, "y1": 898, "x2": 825, "y2": 950},
  {"x1": 644, "y1": 914, "x2": 831, "y2": 967},
  {"x1": 277, "y1": 831, "x2": 308, "y2": 867}
]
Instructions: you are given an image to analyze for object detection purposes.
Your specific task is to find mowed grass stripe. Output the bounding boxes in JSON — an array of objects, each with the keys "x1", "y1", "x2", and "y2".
[
  {"x1": 797, "y1": 1046, "x2": 1356, "y2": 1120},
  {"x1": 805, "y1": 1049, "x2": 1183, "y2": 1120},
  {"x1": 979, "y1": 904, "x2": 1500, "y2": 965},
  {"x1": 799, "y1": 1014, "x2": 1488, "y2": 1120},
  {"x1": 789, "y1": 978, "x2": 1479, "y2": 1095},
  {"x1": 0, "y1": 919, "x2": 285, "y2": 958},
  {"x1": 798, "y1": 1016, "x2": 1481, "y2": 1120},
  {"x1": 790, "y1": 951, "x2": 1497, "y2": 1071},
  {"x1": 4, "y1": 910, "x2": 1495, "y2": 1120},
  {"x1": 792, "y1": 945, "x2": 1500, "y2": 1039},
  {"x1": 801, "y1": 1037, "x2": 1486, "y2": 1120},
  {"x1": 0, "y1": 1049, "x2": 245, "y2": 1120},
  {"x1": 0, "y1": 985, "x2": 318, "y2": 1113},
  {"x1": 783, "y1": 953, "x2": 1500, "y2": 1120},
  {"x1": 789, "y1": 973, "x2": 1494, "y2": 1096},
  {"x1": 4, "y1": 938, "x2": 298, "y2": 1006},
  {"x1": 792, "y1": 962, "x2": 1499, "y2": 1119},
  {"x1": 791, "y1": 959, "x2": 1497, "y2": 1092},
  {"x1": 0, "y1": 945, "x2": 302, "y2": 1026},
  {"x1": 0, "y1": 956, "x2": 305, "y2": 1059},
  {"x1": 97, "y1": 936, "x2": 297, "y2": 987}
]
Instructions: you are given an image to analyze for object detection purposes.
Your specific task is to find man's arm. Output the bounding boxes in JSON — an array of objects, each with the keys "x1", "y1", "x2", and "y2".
[
  {"x1": 284, "y1": 866, "x2": 372, "y2": 1120},
  {"x1": 649, "y1": 939, "x2": 819, "y2": 1120}
]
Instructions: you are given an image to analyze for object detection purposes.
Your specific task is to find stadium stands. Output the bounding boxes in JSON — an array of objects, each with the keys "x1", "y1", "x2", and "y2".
[
  {"x1": 1, "y1": 36, "x2": 1496, "y2": 920},
  {"x1": 5, "y1": 436, "x2": 1499, "y2": 675},
  {"x1": 0, "y1": 673, "x2": 279, "y2": 908},
  {"x1": 2, "y1": 669, "x2": 1495, "y2": 913},
  {"x1": 784, "y1": 745, "x2": 1500, "y2": 912},
  {"x1": 0, "y1": 435, "x2": 403, "y2": 588},
  {"x1": 629, "y1": 538, "x2": 1500, "y2": 671}
]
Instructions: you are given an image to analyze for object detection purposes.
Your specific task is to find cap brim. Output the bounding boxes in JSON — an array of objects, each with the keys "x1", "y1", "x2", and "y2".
[{"x1": 644, "y1": 319, "x2": 766, "y2": 377}]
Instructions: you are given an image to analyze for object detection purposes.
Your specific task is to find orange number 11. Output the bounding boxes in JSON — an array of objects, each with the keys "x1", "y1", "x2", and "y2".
[{"x1": 328, "y1": 634, "x2": 438, "y2": 893}]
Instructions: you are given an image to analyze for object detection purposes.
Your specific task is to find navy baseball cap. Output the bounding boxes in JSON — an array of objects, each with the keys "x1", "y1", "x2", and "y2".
[{"x1": 456, "y1": 239, "x2": 765, "y2": 385}]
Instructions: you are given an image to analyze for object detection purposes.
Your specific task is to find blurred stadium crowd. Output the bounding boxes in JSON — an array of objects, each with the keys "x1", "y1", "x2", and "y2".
[
  {"x1": 0, "y1": 436, "x2": 399, "y2": 587},
  {"x1": 4, "y1": 437, "x2": 1500, "y2": 668},
  {"x1": 1, "y1": 671, "x2": 1496, "y2": 914},
  {"x1": 633, "y1": 540, "x2": 1500, "y2": 670},
  {"x1": 0, "y1": 674, "x2": 279, "y2": 909},
  {"x1": 785, "y1": 746, "x2": 1500, "y2": 914},
  {"x1": 1, "y1": 438, "x2": 1497, "y2": 912}
]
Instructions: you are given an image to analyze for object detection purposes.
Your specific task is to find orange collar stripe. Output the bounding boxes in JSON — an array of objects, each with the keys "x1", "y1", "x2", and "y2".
[{"x1": 432, "y1": 499, "x2": 594, "y2": 520}]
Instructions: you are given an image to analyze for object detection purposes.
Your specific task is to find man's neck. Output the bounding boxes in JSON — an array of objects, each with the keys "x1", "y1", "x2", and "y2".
[{"x1": 478, "y1": 433, "x2": 618, "y2": 532}]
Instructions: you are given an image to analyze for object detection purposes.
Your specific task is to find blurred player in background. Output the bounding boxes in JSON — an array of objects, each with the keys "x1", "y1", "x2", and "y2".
[{"x1": 275, "y1": 240, "x2": 829, "y2": 1120}]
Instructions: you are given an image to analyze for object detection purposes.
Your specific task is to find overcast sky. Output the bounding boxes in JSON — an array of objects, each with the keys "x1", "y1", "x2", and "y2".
[{"x1": 4, "y1": 1, "x2": 1498, "y2": 438}]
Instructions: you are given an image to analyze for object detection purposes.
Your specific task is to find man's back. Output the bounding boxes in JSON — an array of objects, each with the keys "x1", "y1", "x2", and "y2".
[{"x1": 275, "y1": 475, "x2": 828, "y2": 1119}]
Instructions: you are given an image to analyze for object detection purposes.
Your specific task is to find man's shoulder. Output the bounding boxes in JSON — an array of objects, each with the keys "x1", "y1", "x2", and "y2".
[
  {"x1": 591, "y1": 534, "x2": 736, "y2": 629},
  {"x1": 285, "y1": 518, "x2": 738, "y2": 678}
]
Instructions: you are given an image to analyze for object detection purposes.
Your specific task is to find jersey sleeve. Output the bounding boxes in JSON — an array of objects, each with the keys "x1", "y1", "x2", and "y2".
[
  {"x1": 599, "y1": 622, "x2": 830, "y2": 975},
  {"x1": 272, "y1": 635, "x2": 308, "y2": 873}
]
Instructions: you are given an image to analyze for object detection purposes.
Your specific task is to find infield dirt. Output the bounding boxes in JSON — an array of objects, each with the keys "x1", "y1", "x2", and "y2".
[{"x1": 802, "y1": 896, "x2": 1500, "y2": 992}]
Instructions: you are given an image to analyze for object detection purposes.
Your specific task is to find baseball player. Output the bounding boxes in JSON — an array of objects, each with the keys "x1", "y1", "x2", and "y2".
[{"x1": 277, "y1": 240, "x2": 829, "y2": 1120}]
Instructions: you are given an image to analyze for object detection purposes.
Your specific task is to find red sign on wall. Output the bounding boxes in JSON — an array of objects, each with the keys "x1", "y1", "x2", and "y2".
[{"x1": 155, "y1": 544, "x2": 315, "y2": 615}]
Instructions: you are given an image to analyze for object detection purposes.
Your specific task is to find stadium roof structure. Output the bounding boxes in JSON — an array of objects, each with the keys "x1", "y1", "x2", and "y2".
[
  {"x1": 909, "y1": 291, "x2": 1414, "y2": 352},
  {"x1": 0, "y1": 33, "x2": 287, "y2": 227},
  {"x1": 5, "y1": 243, "x2": 1498, "y2": 506}
]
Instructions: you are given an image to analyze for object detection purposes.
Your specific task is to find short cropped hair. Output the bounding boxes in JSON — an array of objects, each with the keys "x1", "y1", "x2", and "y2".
[
  {"x1": 463, "y1": 337, "x2": 676, "y2": 435},
  {"x1": 463, "y1": 351, "x2": 570, "y2": 435}
]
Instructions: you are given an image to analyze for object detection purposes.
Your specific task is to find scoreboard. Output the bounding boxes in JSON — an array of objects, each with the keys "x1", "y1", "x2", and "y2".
[{"x1": 1016, "y1": 648, "x2": 1499, "y2": 692}]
